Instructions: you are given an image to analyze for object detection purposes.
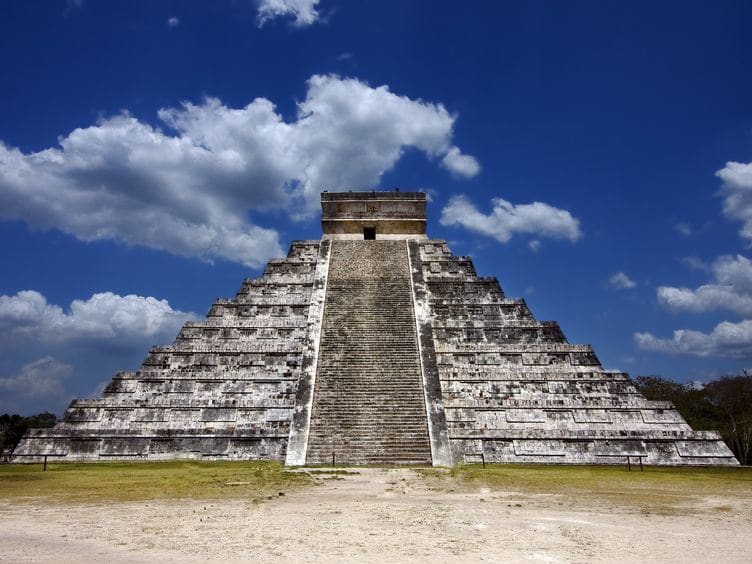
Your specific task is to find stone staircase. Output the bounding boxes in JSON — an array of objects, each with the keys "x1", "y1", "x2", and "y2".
[{"x1": 305, "y1": 240, "x2": 432, "y2": 465}]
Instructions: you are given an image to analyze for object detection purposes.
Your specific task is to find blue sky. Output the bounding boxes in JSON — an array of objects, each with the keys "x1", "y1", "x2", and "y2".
[{"x1": 1, "y1": 0, "x2": 751, "y2": 415}]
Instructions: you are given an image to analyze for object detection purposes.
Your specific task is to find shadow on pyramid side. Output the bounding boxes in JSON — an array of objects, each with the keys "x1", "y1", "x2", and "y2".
[{"x1": 12, "y1": 191, "x2": 738, "y2": 466}]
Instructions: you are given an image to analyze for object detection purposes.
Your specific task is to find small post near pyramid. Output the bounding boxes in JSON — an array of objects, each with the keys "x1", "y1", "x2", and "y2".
[{"x1": 12, "y1": 190, "x2": 738, "y2": 466}]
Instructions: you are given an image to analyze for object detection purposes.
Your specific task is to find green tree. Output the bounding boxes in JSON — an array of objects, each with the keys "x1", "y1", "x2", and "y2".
[
  {"x1": 633, "y1": 375, "x2": 723, "y2": 432},
  {"x1": 703, "y1": 375, "x2": 752, "y2": 465},
  {"x1": 634, "y1": 373, "x2": 752, "y2": 465},
  {"x1": 0, "y1": 412, "x2": 58, "y2": 455}
]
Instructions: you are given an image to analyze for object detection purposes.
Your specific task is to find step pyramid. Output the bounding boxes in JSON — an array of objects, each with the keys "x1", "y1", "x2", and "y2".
[{"x1": 12, "y1": 191, "x2": 738, "y2": 465}]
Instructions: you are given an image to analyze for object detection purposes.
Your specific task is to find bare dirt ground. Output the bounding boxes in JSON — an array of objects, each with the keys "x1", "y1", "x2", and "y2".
[{"x1": 1, "y1": 467, "x2": 750, "y2": 563}]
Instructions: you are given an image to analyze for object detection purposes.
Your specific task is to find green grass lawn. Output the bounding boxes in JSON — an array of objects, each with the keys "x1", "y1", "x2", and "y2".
[
  {"x1": 1, "y1": 461, "x2": 749, "y2": 510},
  {"x1": 0, "y1": 461, "x2": 312, "y2": 503},
  {"x1": 422, "y1": 464, "x2": 752, "y2": 514}
]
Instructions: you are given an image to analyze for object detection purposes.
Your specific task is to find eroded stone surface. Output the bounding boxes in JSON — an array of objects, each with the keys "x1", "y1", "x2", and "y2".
[
  {"x1": 417, "y1": 239, "x2": 737, "y2": 465},
  {"x1": 13, "y1": 241, "x2": 323, "y2": 462}
]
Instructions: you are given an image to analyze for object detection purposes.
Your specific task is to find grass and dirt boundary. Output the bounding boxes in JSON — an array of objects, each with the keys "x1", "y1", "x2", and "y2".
[{"x1": 1, "y1": 461, "x2": 749, "y2": 510}]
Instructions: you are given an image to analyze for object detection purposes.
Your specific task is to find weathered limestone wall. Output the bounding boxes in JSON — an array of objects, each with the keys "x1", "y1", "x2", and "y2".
[
  {"x1": 285, "y1": 241, "x2": 331, "y2": 465},
  {"x1": 415, "y1": 239, "x2": 739, "y2": 466},
  {"x1": 12, "y1": 241, "x2": 324, "y2": 462},
  {"x1": 406, "y1": 240, "x2": 453, "y2": 466},
  {"x1": 321, "y1": 191, "x2": 427, "y2": 239}
]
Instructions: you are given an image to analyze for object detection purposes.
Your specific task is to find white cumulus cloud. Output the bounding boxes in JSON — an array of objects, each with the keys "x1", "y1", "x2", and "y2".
[
  {"x1": 0, "y1": 357, "x2": 73, "y2": 400},
  {"x1": 440, "y1": 194, "x2": 581, "y2": 244},
  {"x1": 0, "y1": 74, "x2": 477, "y2": 266},
  {"x1": 256, "y1": 0, "x2": 321, "y2": 27},
  {"x1": 441, "y1": 146, "x2": 481, "y2": 178},
  {"x1": 717, "y1": 160, "x2": 752, "y2": 242},
  {"x1": 657, "y1": 254, "x2": 752, "y2": 316},
  {"x1": 0, "y1": 292, "x2": 196, "y2": 413},
  {"x1": 635, "y1": 319, "x2": 752, "y2": 359},
  {"x1": 0, "y1": 113, "x2": 285, "y2": 267},
  {"x1": 0, "y1": 290, "x2": 195, "y2": 344},
  {"x1": 609, "y1": 272, "x2": 637, "y2": 290},
  {"x1": 167, "y1": 16, "x2": 180, "y2": 28},
  {"x1": 637, "y1": 164, "x2": 752, "y2": 360}
]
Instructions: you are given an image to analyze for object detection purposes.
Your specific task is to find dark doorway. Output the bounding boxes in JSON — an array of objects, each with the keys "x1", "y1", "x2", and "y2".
[{"x1": 363, "y1": 227, "x2": 376, "y2": 240}]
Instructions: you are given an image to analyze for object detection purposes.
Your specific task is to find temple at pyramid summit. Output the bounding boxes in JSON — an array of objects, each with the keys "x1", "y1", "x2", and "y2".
[{"x1": 13, "y1": 191, "x2": 738, "y2": 465}]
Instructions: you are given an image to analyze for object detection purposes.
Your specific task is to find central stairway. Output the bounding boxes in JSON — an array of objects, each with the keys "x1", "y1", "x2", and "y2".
[{"x1": 305, "y1": 240, "x2": 432, "y2": 465}]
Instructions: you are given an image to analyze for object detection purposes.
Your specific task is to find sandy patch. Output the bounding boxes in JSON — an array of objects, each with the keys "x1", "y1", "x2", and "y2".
[{"x1": 1, "y1": 468, "x2": 749, "y2": 563}]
